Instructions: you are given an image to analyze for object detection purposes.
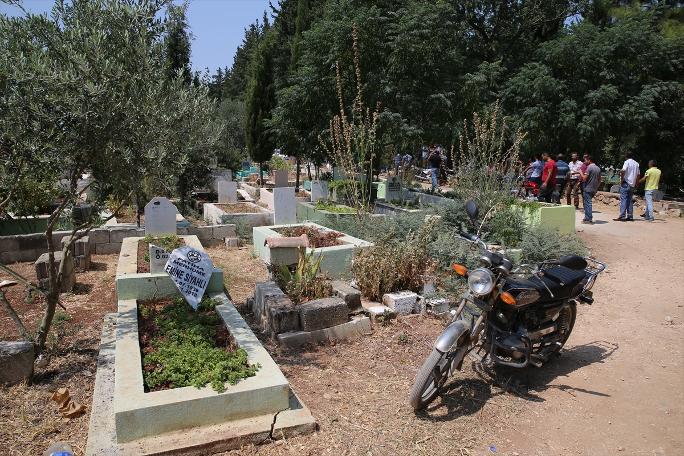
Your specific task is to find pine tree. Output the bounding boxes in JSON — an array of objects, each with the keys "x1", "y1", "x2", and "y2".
[
  {"x1": 164, "y1": 2, "x2": 191, "y2": 85},
  {"x1": 245, "y1": 32, "x2": 277, "y2": 186}
]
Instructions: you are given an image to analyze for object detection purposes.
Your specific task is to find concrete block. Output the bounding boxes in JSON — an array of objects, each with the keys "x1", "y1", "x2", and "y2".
[
  {"x1": 277, "y1": 316, "x2": 371, "y2": 348},
  {"x1": 212, "y1": 224, "x2": 237, "y2": 239},
  {"x1": 61, "y1": 235, "x2": 90, "y2": 257},
  {"x1": 74, "y1": 254, "x2": 91, "y2": 272},
  {"x1": 188, "y1": 225, "x2": 214, "y2": 243},
  {"x1": 426, "y1": 298, "x2": 449, "y2": 315},
  {"x1": 299, "y1": 297, "x2": 348, "y2": 332},
  {"x1": 35, "y1": 251, "x2": 74, "y2": 292},
  {"x1": 95, "y1": 243, "x2": 122, "y2": 255},
  {"x1": 382, "y1": 291, "x2": 418, "y2": 315},
  {"x1": 88, "y1": 228, "x2": 110, "y2": 244},
  {"x1": 253, "y1": 282, "x2": 286, "y2": 323},
  {"x1": 224, "y1": 237, "x2": 240, "y2": 248},
  {"x1": 332, "y1": 280, "x2": 362, "y2": 311},
  {"x1": 177, "y1": 226, "x2": 189, "y2": 235},
  {"x1": 2, "y1": 248, "x2": 39, "y2": 264},
  {"x1": 17, "y1": 233, "x2": 47, "y2": 251},
  {"x1": 109, "y1": 228, "x2": 138, "y2": 244},
  {"x1": 0, "y1": 341, "x2": 34, "y2": 385},
  {"x1": 266, "y1": 295, "x2": 300, "y2": 334}
]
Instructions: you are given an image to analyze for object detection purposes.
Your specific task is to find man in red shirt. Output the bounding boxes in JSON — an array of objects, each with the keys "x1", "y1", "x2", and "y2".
[{"x1": 539, "y1": 152, "x2": 557, "y2": 203}]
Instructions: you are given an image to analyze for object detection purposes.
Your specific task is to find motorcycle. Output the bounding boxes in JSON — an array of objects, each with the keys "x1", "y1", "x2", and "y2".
[{"x1": 409, "y1": 200, "x2": 605, "y2": 411}]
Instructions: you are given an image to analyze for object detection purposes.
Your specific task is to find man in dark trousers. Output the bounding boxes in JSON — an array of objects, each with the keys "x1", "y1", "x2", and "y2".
[{"x1": 539, "y1": 152, "x2": 557, "y2": 203}]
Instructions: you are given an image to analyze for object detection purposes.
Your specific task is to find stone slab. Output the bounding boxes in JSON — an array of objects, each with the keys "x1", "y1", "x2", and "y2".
[
  {"x1": 0, "y1": 340, "x2": 34, "y2": 385},
  {"x1": 277, "y1": 316, "x2": 371, "y2": 348},
  {"x1": 273, "y1": 187, "x2": 296, "y2": 225},
  {"x1": 273, "y1": 169, "x2": 289, "y2": 188},
  {"x1": 109, "y1": 228, "x2": 139, "y2": 244},
  {"x1": 95, "y1": 243, "x2": 122, "y2": 255},
  {"x1": 310, "y1": 180, "x2": 328, "y2": 203},
  {"x1": 298, "y1": 297, "x2": 348, "y2": 332},
  {"x1": 212, "y1": 224, "x2": 237, "y2": 239},
  {"x1": 218, "y1": 180, "x2": 238, "y2": 204},
  {"x1": 266, "y1": 295, "x2": 300, "y2": 334}
]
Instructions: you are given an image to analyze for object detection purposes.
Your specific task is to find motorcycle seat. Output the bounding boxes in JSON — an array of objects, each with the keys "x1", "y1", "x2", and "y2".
[
  {"x1": 506, "y1": 266, "x2": 587, "y2": 302},
  {"x1": 543, "y1": 265, "x2": 586, "y2": 286}
]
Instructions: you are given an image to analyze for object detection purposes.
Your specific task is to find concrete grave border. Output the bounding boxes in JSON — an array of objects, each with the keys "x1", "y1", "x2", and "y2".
[
  {"x1": 203, "y1": 202, "x2": 273, "y2": 231},
  {"x1": 252, "y1": 222, "x2": 372, "y2": 279}
]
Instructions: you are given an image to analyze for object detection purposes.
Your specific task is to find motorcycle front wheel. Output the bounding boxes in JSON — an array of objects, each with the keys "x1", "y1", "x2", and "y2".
[{"x1": 408, "y1": 322, "x2": 470, "y2": 411}]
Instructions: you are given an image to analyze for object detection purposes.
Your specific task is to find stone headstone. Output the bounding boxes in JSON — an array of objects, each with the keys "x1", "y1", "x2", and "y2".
[
  {"x1": 385, "y1": 176, "x2": 401, "y2": 202},
  {"x1": 273, "y1": 187, "x2": 296, "y2": 225},
  {"x1": 164, "y1": 246, "x2": 213, "y2": 310},
  {"x1": 149, "y1": 244, "x2": 170, "y2": 273},
  {"x1": 333, "y1": 166, "x2": 346, "y2": 180},
  {"x1": 0, "y1": 341, "x2": 34, "y2": 385},
  {"x1": 212, "y1": 169, "x2": 232, "y2": 192},
  {"x1": 144, "y1": 197, "x2": 177, "y2": 236},
  {"x1": 273, "y1": 169, "x2": 289, "y2": 188},
  {"x1": 218, "y1": 180, "x2": 238, "y2": 203},
  {"x1": 35, "y1": 251, "x2": 74, "y2": 292},
  {"x1": 310, "y1": 180, "x2": 329, "y2": 203}
]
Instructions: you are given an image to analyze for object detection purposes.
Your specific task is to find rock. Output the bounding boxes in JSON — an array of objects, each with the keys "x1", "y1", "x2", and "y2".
[
  {"x1": 266, "y1": 295, "x2": 300, "y2": 334},
  {"x1": 665, "y1": 316, "x2": 673, "y2": 324},
  {"x1": 299, "y1": 297, "x2": 348, "y2": 332},
  {"x1": 0, "y1": 341, "x2": 34, "y2": 385},
  {"x1": 382, "y1": 291, "x2": 419, "y2": 315},
  {"x1": 331, "y1": 280, "x2": 362, "y2": 312}
]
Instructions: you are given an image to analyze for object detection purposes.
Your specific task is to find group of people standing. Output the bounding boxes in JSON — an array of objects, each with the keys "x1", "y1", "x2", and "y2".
[{"x1": 525, "y1": 152, "x2": 661, "y2": 224}]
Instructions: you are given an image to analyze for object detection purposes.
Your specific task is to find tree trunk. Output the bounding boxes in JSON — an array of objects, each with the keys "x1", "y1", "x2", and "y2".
[
  {"x1": 307, "y1": 162, "x2": 312, "y2": 180},
  {"x1": 259, "y1": 161, "x2": 264, "y2": 187},
  {"x1": 0, "y1": 291, "x2": 30, "y2": 340},
  {"x1": 295, "y1": 156, "x2": 301, "y2": 192}
]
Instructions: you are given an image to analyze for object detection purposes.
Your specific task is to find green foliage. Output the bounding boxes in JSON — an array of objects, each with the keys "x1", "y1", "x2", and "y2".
[
  {"x1": 314, "y1": 200, "x2": 355, "y2": 213},
  {"x1": 275, "y1": 250, "x2": 332, "y2": 304},
  {"x1": 143, "y1": 234, "x2": 183, "y2": 253},
  {"x1": 520, "y1": 226, "x2": 588, "y2": 264},
  {"x1": 141, "y1": 296, "x2": 258, "y2": 393},
  {"x1": 352, "y1": 218, "x2": 437, "y2": 301},
  {"x1": 268, "y1": 154, "x2": 289, "y2": 170}
]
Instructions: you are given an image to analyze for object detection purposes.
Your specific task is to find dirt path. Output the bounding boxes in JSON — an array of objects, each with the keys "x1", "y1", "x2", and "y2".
[{"x1": 486, "y1": 204, "x2": 684, "y2": 456}]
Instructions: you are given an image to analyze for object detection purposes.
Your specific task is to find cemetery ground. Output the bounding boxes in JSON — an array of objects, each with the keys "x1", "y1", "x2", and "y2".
[{"x1": 1, "y1": 200, "x2": 682, "y2": 456}]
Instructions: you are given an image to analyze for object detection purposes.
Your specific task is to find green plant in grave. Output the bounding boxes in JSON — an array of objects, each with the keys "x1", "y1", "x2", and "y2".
[
  {"x1": 142, "y1": 296, "x2": 258, "y2": 393},
  {"x1": 314, "y1": 200, "x2": 355, "y2": 213},
  {"x1": 276, "y1": 249, "x2": 332, "y2": 304},
  {"x1": 143, "y1": 234, "x2": 183, "y2": 252}
]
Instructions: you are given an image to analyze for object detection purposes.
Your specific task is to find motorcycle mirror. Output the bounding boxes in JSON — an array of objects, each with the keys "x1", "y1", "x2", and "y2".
[{"x1": 465, "y1": 200, "x2": 479, "y2": 224}]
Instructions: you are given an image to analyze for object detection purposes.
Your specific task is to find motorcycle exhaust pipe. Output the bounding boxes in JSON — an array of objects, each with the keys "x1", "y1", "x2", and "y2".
[{"x1": 527, "y1": 324, "x2": 556, "y2": 340}]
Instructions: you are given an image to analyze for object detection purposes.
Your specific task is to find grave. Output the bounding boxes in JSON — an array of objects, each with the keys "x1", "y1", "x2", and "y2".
[
  {"x1": 310, "y1": 180, "x2": 329, "y2": 203},
  {"x1": 385, "y1": 176, "x2": 402, "y2": 202},
  {"x1": 273, "y1": 187, "x2": 297, "y2": 225},
  {"x1": 211, "y1": 169, "x2": 232, "y2": 192},
  {"x1": 253, "y1": 222, "x2": 372, "y2": 279},
  {"x1": 144, "y1": 197, "x2": 177, "y2": 236},
  {"x1": 148, "y1": 243, "x2": 170, "y2": 273},
  {"x1": 218, "y1": 180, "x2": 238, "y2": 203},
  {"x1": 203, "y1": 202, "x2": 273, "y2": 230}
]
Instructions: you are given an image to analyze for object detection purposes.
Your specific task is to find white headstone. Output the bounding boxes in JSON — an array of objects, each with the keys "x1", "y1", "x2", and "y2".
[
  {"x1": 218, "y1": 180, "x2": 237, "y2": 203},
  {"x1": 273, "y1": 187, "x2": 296, "y2": 225},
  {"x1": 212, "y1": 169, "x2": 232, "y2": 192},
  {"x1": 144, "y1": 197, "x2": 177, "y2": 236},
  {"x1": 310, "y1": 180, "x2": 329, "y2": 203},
  {"x1": 385, "y1": 176, "x2": 402, "y2": 202},
  {"x1": 149, "y1": 244, "x2": 170, "y2": 273},
  {"x1": 164, "y1": 246, "x2": 214, "y2": 310},
  {"x1": 273, "y1": 169, "x2": 289, "y2": 188}
]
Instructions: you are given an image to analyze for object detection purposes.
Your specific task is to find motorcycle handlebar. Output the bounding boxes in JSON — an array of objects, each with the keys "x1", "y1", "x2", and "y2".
[{"x1": 458, "y1": 231, "x2": 479, "y2": 242}]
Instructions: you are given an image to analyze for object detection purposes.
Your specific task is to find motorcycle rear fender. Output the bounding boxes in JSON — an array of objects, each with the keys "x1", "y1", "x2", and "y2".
[{"x1": 434, "y1": 320, "x2": 470, "y2": 353}]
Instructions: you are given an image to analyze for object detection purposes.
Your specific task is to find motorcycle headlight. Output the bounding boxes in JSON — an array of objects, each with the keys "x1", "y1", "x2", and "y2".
[{"x1": 468, "y1": 268, "x2": 494, "y2": 296}]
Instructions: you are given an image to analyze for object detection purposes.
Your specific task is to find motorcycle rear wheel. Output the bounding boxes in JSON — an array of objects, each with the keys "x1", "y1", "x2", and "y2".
[{"x1": 408, "y1": 322, "x2": 470, "y2": 411}]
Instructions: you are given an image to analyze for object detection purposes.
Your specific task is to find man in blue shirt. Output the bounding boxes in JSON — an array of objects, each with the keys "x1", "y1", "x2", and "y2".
[{"x1": 555, "y1": 154, "x2": 570, "y2": 204}]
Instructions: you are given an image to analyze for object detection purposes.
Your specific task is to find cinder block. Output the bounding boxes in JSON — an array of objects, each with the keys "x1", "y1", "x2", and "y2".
[
  {"x1": 266, "y1": 295, "x2": 300, "y2": 334},
  {"x1": 299, "y1": 297, "x2": 348, "y2": 332},
  {"x1": 177, "y1": 227, "x2": 189, "y2": 235},
  {"x1": 253, "y1": 282, "x2": 286, "y2": 323},
  {"x1": 88, "y1": 228, "x2": 110, "y2": 244},
  {"x1": 332, "y1": 280, "x2": 362, "y2": 311},
  {"x1": 109, "y1": 228, "x2": 138, "y2": 244},
  {"x1": 382, "y1": 291, "x2": 418, "y2": 316},
  {"x1": 225, "y1": 237, "x2": 240, "y2": 248},
  {"x1": 35, "y1": 251, "x2": 74, "y2": 292},
  {"x1": 95, "y1": 243, "x2": 122, "y2": 255},
  {"x1": 61, "y1": 235, "x2": 90, "y2": 257},
  {"x1": 5, "y1": 249, "x2": 40, "y2": 263},
  {"x1": 212, "y1": 224, "x2": 237, "y2": 239}
]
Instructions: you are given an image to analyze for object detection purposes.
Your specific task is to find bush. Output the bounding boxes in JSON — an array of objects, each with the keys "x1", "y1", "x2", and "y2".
[
  {"x1": 275, "y1": 250, "x2": 332, "y2": 304},
  {"x1": 520, "y1": 226, "x2": 587, "y2": 264},
  {"x1": 352, "y1": 219, "x2": 437, "y2": 301}
]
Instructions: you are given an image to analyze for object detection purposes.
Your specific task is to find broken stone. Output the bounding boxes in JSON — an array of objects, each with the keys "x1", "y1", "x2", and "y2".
[
  {"x1": 0, "y1": 341, "x2": 34, "y2": 385},
  {"x1": 382, "y1": 291, "x2": 418, "y2": 315},
  {"x1": 331, "y1": 280, "x2": 362, "y2": 311},
  {"x1": 35, "y1": 251, "x2": 75, "y2": 292},
  {"x1": 266, "y1": 295, "x2": 300, "y2": 335},
  {"x1": 299, "y1": 297, "x2": 348, "y2": 332}
]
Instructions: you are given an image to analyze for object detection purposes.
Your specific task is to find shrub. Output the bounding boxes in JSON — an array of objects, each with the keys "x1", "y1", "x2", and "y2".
[
  {"x1": 143, "y1": 234, "x2": 183, "y2": 252},
  {"x1": 352, "y1": 219, "x2": 437, "y2": 301},
  {"x1": 520, "y1": 226, "x2": 587, "y2": 264}
]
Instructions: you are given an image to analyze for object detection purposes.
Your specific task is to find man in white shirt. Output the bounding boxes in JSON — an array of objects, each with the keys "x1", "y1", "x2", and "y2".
[
  {"x1": 614, "y1": 152, "x2": 640, "y2": 221},
  {"x1": 565, "y1": 152, "x2": 583, "y2": 208}
]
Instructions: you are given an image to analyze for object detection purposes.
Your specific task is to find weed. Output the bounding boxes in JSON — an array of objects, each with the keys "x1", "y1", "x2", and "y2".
[
  {"x1": 275, "y1": 250, "x2": 332, "y2": 304},
  {"x1": 143, "y1": 234, "x2": 183, "y2": 253},
  {"x1": 397, "y1": 332, "x2": 410, "y2": 345}
]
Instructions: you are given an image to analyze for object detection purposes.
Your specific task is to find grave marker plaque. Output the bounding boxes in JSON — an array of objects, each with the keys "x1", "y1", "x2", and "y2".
[
  {"x1": 148, "y1": 244, "x2": 170, "y2": 274},
  {"x1": 273, "y1": 187, "x2": 296, "y2": 224},
  {"x1": 144, "y1": 197, "x2": 177, "y2": 236},
  {"x1": 164, "y1": 246, "x2": 213, "y2": 310}
]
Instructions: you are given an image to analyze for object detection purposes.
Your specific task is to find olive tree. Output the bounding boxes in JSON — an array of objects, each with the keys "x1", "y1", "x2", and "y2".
[{"x1": 0, "y1": 0, "x2": 222, "y2": 353}]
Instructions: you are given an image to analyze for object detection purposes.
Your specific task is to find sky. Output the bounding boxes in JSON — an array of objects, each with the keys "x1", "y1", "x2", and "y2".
[{"x1": 0, "y1": 0, "x2": 272, "y2": 74}]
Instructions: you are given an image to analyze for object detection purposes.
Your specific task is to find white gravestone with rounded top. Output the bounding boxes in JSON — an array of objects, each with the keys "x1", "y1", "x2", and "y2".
[
  {"x1": 218, "y1": 180, "x2": 238, "y2": 203},
  {"x1": 144, "y1": 197, "x2": 177, "y2": 236},
  {"x1": 164, "y1": 246, "x2": 214, "y2": 310}
]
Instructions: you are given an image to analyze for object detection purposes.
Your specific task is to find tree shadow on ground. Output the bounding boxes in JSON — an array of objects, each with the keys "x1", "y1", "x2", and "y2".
[
  {"x1": 72, "y1": 283, "x2": 93, "y2": 295},
  {"x1": 89, "y1": 261, "x2": 108, "y2": 271},
  {"x1": 476, "y1": 340, "x2": 619, "y2": 402}
]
